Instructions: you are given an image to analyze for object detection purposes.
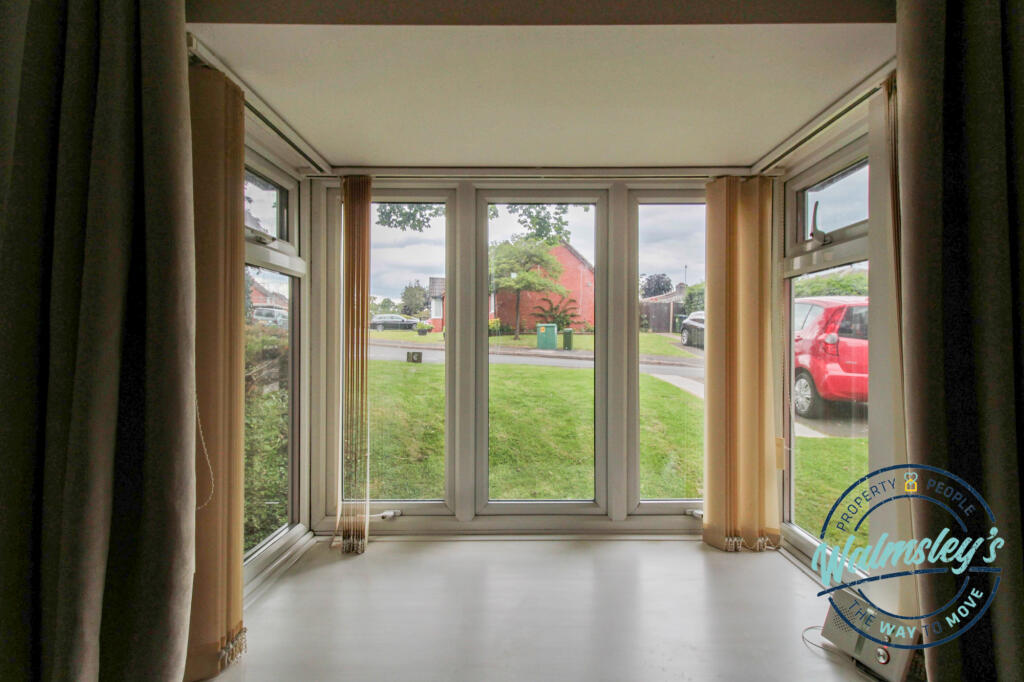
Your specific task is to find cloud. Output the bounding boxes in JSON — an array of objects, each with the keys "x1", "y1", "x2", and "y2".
[{"x1": 639, "y1": 204, "x2": 706, "y2": 286}]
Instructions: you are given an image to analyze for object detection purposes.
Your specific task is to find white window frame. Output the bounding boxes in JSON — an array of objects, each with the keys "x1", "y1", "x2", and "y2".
[
  {"x1": 627, "y1": 189, "x2": 706, "y2": 516},
  {"x1": 476, "y1": 188, "x2": 609, "y2": 516},
  {"x1": 242, "y1": 146, "x2": 312, "y2": 583},
  {"x1": 776, "y1": 93, "x2": 905, "y2": 583},
  {"x1": 310, "y1": 178, "x2": 708, "y2": 534}
]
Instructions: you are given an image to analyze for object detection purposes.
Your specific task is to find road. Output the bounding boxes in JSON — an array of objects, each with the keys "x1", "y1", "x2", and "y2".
[{"x1": 368, "y1": 343, "x2": 705, "y2": 379}]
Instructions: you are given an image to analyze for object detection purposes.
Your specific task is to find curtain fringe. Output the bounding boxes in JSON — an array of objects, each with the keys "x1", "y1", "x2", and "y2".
[{"x1": 218, "y1": 627, "x2": 247, "y2": 668}]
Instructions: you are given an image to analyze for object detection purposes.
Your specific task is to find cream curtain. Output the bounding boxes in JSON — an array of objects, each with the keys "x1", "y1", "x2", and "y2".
[
  {"x1": 336, "y1": 175, "x2": 373, "y2": 554},
  {"x1": 703, "y1": 176, "x2": 780, "y2": 551},
  {"x1": 184, "y1": 65, "x2": 247, "y2": 680}
]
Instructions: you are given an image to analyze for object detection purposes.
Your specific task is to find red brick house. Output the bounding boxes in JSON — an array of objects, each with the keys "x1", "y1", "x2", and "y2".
[
  {"x1": 249, "y1": 279, "x2": 288, "y2": 310},
  {"x1": 495, "y1": 242, "x2": 595, "y2": 332}
]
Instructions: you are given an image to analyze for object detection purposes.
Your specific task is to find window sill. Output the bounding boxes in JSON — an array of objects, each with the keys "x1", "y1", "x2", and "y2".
[{"x1": 243, "y1": 523, "x2": 315, "y2": 608}]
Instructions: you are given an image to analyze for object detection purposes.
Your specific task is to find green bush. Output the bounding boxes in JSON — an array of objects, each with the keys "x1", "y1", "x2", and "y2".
[
  {"x1": 793, "y1": 270, "x2": 868, "y2": 297},
  {"x1": 243, "y1": 322, "x2": 291, "y2": 551}
]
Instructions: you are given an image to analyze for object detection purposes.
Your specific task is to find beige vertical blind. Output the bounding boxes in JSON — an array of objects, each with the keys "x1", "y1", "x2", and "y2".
[
  {"x1": 185, "y1": 65, "x2": 246, "y2": 680},
  {"x1": 703, "y1": 176, "x2": 780, "y2": 551},
  {"x1": 335, "y1": 175, "x2": 372, "y2": 554}
]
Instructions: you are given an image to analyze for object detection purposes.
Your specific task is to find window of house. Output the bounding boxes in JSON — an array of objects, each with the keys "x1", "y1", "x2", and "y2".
[
  {"x1": 801, "y1": 160, "x2": 868, "y2": 239},
  {"x1": 786, "y1": 137, "x2": 869, "y2": 256},
  {"x1": 486, "y1": 201, "x2": 598, "y2": 502},
  {"x1": 243, "y1": 152, "x2": 303, "y2": 556},
  {"x1": 245, "y1": 169, "x2": 288, "y2": 241},
  {"x1": 244, "y1": 265, "x2": 294, "y2": 551},
  {"x1": 636, "y1": 202, "x2": 706, "y2": 501},
  {"x1": 788, "y1": 262, "x2": 870, "y2": 548},
  {"x1": 368, "y1": 201, "x2": 447, "y2": 501},
  {"x1": 782, "y1": 140, "x2": 872, "y2": 552}
]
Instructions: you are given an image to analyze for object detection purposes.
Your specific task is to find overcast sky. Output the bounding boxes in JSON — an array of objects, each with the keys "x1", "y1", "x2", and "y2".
[
  {"x1": 369, "y1": 202, "x2": 713, "y2": 301},
  {"x1": 805, "y1": 162, "x2": 869, "y2": 234},
  {"x1": 371, "y1": 204, "x2": 447, "y2": 301},
  {"x1": 639, "y1": 204, "x2": 706, "y2": 288}
]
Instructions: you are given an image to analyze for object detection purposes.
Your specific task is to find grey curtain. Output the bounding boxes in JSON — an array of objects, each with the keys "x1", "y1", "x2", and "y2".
[
  {"x1": 898, "y1": 2, "x2": 1023, "y2": 680},
  {"x1": 0, "y1": 1, "x2": 196, "y2": 680}
]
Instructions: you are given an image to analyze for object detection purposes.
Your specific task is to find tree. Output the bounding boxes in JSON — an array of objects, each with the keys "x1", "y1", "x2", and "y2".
[
  {"x1": 532, "y1": 296, "x2": 580, "y2": 330},
  {"x1": 640, "y1": 273, "x2": 673, "y2": 298},
  {"x1": 400, "y1": 280, "x2": 430, "y2": 317},
  {"x1": 370, "y1": 296, "x2": 398, "y2": 316},
  {"x1": 490, "y1": 238, "x2": 567, "y2": 339},
  {"x1": 682, "y1": 281, "x2": 705, "y2": 316},
  {"x1": 374, "y1": 203, "x2": 445, "y2": 232},
  {"x1": 374, "y1": 201, "x2": 593, "y2": 247}
]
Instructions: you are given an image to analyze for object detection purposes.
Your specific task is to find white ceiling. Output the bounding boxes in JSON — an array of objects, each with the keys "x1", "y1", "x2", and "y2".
[{"x1": 188, "y1": 24, "x2": 895, "y2": 168}]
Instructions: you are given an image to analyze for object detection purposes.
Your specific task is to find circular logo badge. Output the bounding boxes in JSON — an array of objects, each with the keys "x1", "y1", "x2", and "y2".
[{"x1": 812, "y1": 464, "x2": 1004, "y2": 649}]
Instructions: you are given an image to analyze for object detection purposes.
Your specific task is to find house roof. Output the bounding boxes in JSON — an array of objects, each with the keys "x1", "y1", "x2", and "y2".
[{"x1": 558, "y1": 241, "x2": 594, "y2": 273}]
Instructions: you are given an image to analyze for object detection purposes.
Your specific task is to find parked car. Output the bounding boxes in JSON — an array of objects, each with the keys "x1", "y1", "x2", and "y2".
[
  {"x1": 792, "y1": 296, "x2": 868, "y2": 418},
  {"x1": 253, "y1": 305, "x2": 288, "y2": 327},
  {"x1": 370, "y1": 314, "x2": 418, "y2": 331},
  {"x1": 679, "y1": 311, "x2": 705, "y2": 348}
]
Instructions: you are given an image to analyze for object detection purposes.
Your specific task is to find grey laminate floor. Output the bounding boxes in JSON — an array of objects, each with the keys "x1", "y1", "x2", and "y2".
[{"x1": 218, "y1": 539, "x2": 862, "y2": 682}]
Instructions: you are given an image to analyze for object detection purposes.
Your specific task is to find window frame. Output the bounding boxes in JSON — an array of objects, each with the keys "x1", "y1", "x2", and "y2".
[
  {"x1": 775, "y1": 95, "x2": 905, "y2": 575},
  {"x1": 242, "y1": 147, "x2": 309, "y2": 578},
  {"x1": 245, "y1": 149, "x2": 300, "y2": 257},
  {"x1": 627, "y1": 189, "x2": 707, "y2": 515},
  {"x1": 475, "y1": 188, "x2": 609, "y2": 516},
  {"x1": 311, "y1": 178, "x2": 708, "y2": 535},
  {"x1": 784, "y1": 136, "x2": 870, "y2": 259}
]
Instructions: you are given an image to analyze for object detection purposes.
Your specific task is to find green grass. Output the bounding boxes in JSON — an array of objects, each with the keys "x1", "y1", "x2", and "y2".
[
  {"x1": 638, "y1": 375, "x2": 704, "y2": 498},
  {"x1": 487, "y1": 364, "x2": 596, "y2": 499},
  {"x1": 366, "y1": 360, "x2": 446, "y2": 500},
  {"x1": 793, "y1": 436, "x2": 870, "y2": 549},
  {"x1": 368, "y1": 329, "x2": 696, "y2": 358},
  {"x1": 367, "y1": 358, "x2": 867, "y2": 534}
]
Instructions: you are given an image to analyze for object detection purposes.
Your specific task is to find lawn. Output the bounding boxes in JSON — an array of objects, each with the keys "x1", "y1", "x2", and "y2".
[
  {"x1": 792, "y1": 436, "x2": 870, "y2": 549},
  {"x1": 367, "y1": 359, "x2": 706, "y2": 499},
  {"x1": 367, "y1": 357, "x2": 867, "y2": 541},
  {"x1": 368, "y1": 329, "x2": 696, "y2": 358},
  {"x1": 639, "y1": 375, "x2": 704, "y2": 498}
]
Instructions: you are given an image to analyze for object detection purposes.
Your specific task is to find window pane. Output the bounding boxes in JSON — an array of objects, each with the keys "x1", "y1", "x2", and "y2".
[
  {"x1": 368, "y1": 203, "x2": 446, "y2": 500},
  {"x1": 789, "y1": 262, "x2": 869, "y2": 548},
  {"x1": 803, "y1": 160, "x2": 868, "y2": 238},
  {"x1": 638, "y1": 204, "x2": 706, "y2": 499},
  {"x1": 244, "y1": 266, "x2": 292, "y2": 551},
  {"x1": 487, "y1": 203, "x2": 595, "y2": 500},
  {"x1": 245, "y1": 170, "x2": 286, "y2": 240}
]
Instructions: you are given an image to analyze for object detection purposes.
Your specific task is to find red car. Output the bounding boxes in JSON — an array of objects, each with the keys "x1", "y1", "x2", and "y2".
[{"x1": 792, "y1": 296, "x2": 868, "y2": 418}]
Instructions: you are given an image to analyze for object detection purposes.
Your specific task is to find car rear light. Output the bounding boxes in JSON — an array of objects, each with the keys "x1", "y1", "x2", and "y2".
[{"x1": 820, "y1": 310, "x2": 843, "y2": 357}]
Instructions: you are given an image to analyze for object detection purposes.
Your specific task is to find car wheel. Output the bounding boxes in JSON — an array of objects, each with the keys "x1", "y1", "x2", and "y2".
[
  {"x1": 793, "y1": 371, "x2": 822, "y2": 419},
  {"x1": 375, "y1": 324, "x2": 384, "y2": 332},
  {"x1": 680, "y1": 328, "x2": 690, "y2": 346}
]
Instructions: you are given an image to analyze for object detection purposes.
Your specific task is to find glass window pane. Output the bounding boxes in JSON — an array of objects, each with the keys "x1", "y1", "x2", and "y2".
[
  {"x1": 244, "y1": 265, "x2": 292, "y2": 551},
  {"x1": 790, "y1": 262, "x2": 869, "y2": 548},
  {"x1": 638, "y1": 204, "x2": 706, "y2": 499},
  {"x1": 803, "y1": 160, "x2": 869, "y2": 238},
  {"x1": 368, "y1": 202, "x2": 447, "y2": 500},
  {"x1": 245, "y1": 170, "x2": 287, "y2": 240},
  {"x1": 487, "y1": 203, "x2": 595, "y2": 500}
]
